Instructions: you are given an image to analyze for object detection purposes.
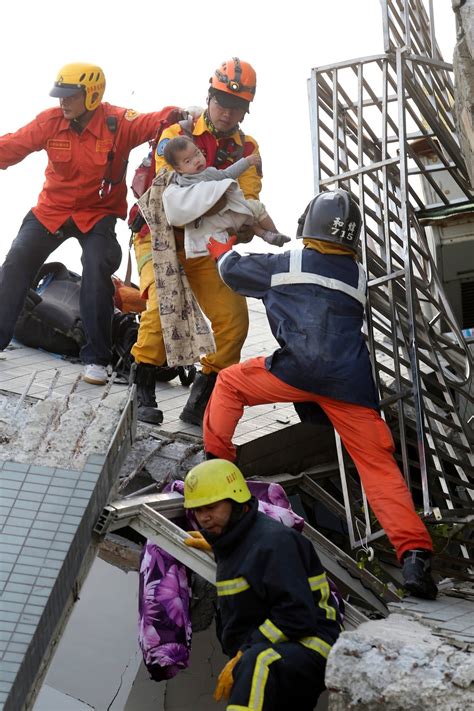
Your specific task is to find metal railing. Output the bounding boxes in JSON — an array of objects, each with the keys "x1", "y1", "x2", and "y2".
[{"x1": 308, "y1": 0, "x2": 473, "y2": 572}]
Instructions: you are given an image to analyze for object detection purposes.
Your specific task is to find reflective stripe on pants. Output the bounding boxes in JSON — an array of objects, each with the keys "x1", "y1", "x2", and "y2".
[{"x1": 227, "y1": 641, "x2": 326, "y2": 711}]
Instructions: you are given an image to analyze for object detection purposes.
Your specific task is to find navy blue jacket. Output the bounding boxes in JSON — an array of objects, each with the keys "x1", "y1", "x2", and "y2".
[
  {"x1": 218, "y1": 247, "x2": 379, "y2": 410},
  {"x1": 208, "y1": 498, "x2": 341, "y2": 659}
]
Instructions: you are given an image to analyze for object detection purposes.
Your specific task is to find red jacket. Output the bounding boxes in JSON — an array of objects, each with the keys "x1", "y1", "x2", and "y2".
[{"x1": 0, "y1": 102, "x2": 181, "y2": 233}]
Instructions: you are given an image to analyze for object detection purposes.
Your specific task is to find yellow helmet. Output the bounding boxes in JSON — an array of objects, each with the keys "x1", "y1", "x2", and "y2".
[
  {"x1": 50, "y1": 63, "x2": 106, "y2": 111},
  {"x1": 183, "y1": 460, "x2": 251, "y2": 509}
]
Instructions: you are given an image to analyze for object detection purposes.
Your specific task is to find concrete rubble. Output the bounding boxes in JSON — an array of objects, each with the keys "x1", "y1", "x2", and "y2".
[
  {"x1": 0, "y1": 390, "x2": 129, "y2": 470},
  {"x1": 326, "y1": 612, "x2": 474, "y2": 710}
]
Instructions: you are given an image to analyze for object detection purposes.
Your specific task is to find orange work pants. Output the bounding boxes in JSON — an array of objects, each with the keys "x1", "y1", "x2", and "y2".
[{"x1": 203, "y1": 357, "x2": 433, "y2": 560}]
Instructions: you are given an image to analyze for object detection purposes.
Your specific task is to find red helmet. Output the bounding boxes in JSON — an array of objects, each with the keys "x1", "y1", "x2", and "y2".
[{"x1": 210, "y1": 57, "x2": 256, "y2": 104}]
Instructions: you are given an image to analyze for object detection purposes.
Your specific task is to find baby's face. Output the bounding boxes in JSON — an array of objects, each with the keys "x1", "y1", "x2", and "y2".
[{"x1": 175, "y1": 143, "x2": 207, "y2": 175}]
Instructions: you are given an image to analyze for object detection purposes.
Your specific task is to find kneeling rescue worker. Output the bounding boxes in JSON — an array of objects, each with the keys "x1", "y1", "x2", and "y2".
[
  {"x1": 183, "y1": 459, "x2": 342, "y2": 711},
  {"x1": 204, "y1": 189, "x2": 438, "y2": 600}
]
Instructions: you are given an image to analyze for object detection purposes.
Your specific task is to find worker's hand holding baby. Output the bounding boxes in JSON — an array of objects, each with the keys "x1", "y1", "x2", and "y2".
[{"x1": 246, "y1": 152, "x2": 262, "y2": 175}]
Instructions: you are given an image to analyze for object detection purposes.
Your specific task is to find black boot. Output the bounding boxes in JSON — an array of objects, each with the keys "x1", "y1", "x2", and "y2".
[
  {"x1": 153, "y1": 363, "x2": 196, "y2": 386},
  {"x1": 179, "y1": 371, "x2": 217, "y2": 426},
  {"x1": 402, "y1": 549, "x2": 438, "y2": 600},
  {"x1": 133, "y1": 363, "x2": 164, "y2": 425},
  {"x1": 155, "y1": 365, "x2": 180, "y2": 382}
]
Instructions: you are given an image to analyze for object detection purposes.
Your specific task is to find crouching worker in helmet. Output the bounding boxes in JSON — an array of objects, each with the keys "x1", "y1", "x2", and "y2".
[
  {"x1": 0, "y1": 62, "x2": 184, "y2": 386},
  {"x1": 183, "y1": 459, "x2": 342, "y2": 711},
  {"x1": 203, "y1": 189, "x2": 438, "y2": 600}
]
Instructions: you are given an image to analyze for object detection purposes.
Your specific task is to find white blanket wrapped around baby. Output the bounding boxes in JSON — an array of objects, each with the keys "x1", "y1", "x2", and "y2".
[{"x1": 162, "y1": 178, "x2": 253, "y2": 258}]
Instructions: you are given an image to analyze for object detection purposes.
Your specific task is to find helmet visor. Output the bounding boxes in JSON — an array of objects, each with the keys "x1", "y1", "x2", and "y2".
[
  {"x1": 211, "y1": 89, "x2": 249, "y2": 112},
  {"x1": 49, "y1": 83, "x2": 83, "y2": 99}
]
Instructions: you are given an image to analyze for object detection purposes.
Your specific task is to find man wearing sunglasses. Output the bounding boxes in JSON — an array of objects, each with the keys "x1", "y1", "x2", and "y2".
[{"x1": 131, "y1": 58, "x2": 262, "y2": 427}]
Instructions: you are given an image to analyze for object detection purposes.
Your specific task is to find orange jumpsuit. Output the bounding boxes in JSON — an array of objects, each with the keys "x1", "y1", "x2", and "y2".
[{"x1": 204, "y1": 245, "x2": 434, "y2": 561}]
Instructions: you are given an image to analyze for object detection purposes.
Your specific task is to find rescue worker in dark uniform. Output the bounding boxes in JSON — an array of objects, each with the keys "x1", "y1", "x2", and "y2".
[
  {"x1": 130, "y1": 58, "x2": 262, "y2": 426},
  {"x1": 0, "y1": 62, "x2": 182, "y2": 385},
  {"x1": 204, "y1": 189, "x2": 438, "y2": 600},
  {"x1": 183, "y1": 459, "x2": 341, "y2": 711}
]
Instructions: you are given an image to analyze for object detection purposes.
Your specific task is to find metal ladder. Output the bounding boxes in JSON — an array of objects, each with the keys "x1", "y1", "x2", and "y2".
[
  {"x1": 307, "y1": 0, "x2": 473, "y2": 576},
  {"x1": 94, "y1": 491, "x2": 400, "y2": 624}
]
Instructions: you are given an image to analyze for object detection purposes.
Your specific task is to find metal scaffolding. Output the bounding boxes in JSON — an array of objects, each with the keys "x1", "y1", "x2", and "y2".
[{"x1": 308, "y1": 0, "x2": 473, "y2": 575}]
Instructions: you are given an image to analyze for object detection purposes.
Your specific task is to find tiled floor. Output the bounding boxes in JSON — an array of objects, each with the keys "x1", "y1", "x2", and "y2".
[
  {"x1": 389, "y1": 581, "x2": 474, "y2": 644},
  {"x1": 0, "y1": 299, "x2": 300, "y2": 446},
  {"x1": 0, "y1": 429, "x2": 133, "y2": 710}
]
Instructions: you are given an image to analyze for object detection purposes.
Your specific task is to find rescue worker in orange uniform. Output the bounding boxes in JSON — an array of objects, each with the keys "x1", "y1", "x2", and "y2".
[
  {"x1": 131, "y1": 58, "x2": 261, "y2": 426},
  {"x1": 204, "y1": 189, "x2": 438, "y2": 600},
  {"x1": 183, "y1": 459, "x2": 342, "y2": 711},
  {"x1": 0, "y1": 62, "x2": 183, "y2": 385}
]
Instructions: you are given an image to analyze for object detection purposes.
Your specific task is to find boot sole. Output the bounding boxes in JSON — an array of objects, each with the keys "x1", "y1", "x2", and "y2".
[
  {"x1": 138, "y1": 415, "x2": 164, "y2": 425},
  {"x1": 137, "y1": 407, "x2": 164, "y2": 426}
]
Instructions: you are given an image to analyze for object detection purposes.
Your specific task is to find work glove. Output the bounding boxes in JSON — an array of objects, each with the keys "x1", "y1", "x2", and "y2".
[
  {"x1": 260, "y1": 231, "x2": 291, "y2": 247},
  {"x1": 214, "y1": 650, "x2": 244, "y2": 702},
  {"x1": 207, "y1": 235, "x2": 237, "y2": 261},
  {"x1": 184, "y1": 530, "x2": 212, "y2": 552}
]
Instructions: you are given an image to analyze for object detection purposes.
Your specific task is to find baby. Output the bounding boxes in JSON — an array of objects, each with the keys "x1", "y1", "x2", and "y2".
[{"x1": 161, "y1": 136, "x2": 290, "y2": 258}]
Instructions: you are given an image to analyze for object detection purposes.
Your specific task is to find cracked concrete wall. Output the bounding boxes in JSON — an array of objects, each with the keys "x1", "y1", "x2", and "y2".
[
  {"x1": 33, "y1": 558, "x2": 147, "y2": 711},
  {"x1": 32, "y1": 556, "x2": 230, "y2": 711},
  {"x1": 0, "y1": 391, "x2": 128, "y2": 470},
  {"x1": 452, "y1": 0, "x2": 474, "y2": 186},
  {"x1": 325, "y1": 613, "x2": 474, "y2": 710}
]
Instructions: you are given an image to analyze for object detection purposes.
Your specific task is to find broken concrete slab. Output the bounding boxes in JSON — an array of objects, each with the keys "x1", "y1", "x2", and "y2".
[
  {"x1": 326, "y1": 611, "x2": 474, "y2": 710},
  {"x1": 0, "y1": 389, "x2": 130, "y2": 471}
]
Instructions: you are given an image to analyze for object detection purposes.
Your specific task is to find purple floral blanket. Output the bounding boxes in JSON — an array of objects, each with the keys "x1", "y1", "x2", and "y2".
[{"x1": 139, "y1": 544, "x2": 192, "y2": 680}]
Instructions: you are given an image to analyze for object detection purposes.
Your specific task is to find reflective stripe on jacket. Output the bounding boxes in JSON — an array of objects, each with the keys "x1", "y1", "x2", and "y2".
[
  {"x1": 210, "y1": 498, "x2": 341, "y2": 659},
  {"x1": 217, "y1": 247, "x2": 379, "y2": 409}
]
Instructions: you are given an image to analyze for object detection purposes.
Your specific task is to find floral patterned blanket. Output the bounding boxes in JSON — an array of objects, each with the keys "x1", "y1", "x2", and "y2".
[{"x1": 137, "y1": 170, "x2": 215, "y2": 367}]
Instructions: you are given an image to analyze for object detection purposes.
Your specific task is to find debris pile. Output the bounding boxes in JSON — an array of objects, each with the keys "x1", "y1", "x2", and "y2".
[
  {"x1": 326, "y1": 612, "x2": 474, "y2": 710},
  {"x1": 0, "y1": 389, "x2": 129, "y2": 469}
]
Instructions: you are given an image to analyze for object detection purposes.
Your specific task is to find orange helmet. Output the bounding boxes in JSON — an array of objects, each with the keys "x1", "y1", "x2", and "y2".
[{"x1": 210, "y1": 57, "x2": 256, "y2": 104}]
